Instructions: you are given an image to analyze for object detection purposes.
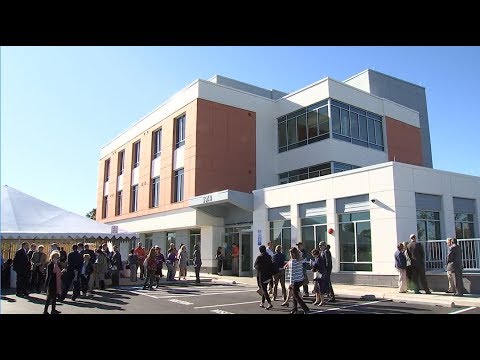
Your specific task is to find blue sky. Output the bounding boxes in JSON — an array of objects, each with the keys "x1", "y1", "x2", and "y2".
[{"x1": 1, "y1": 46, "x2": 479, "y2": 216}]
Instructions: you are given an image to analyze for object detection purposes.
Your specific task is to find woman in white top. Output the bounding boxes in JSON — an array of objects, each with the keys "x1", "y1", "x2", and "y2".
[{"x1": 284, "y1": 247, "x2": 310, "y2": 314}]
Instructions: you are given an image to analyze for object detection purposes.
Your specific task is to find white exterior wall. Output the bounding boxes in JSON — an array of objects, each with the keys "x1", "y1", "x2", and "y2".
[
  {"x1": 276, "y1": 138, "x2": 387, "y2": 175},
  {"x1": 253, "y1": 162, "x2": 480, "y2": 276},
  {"x1": 343, "y1": 70, "x2": 371, "y2": 92}
]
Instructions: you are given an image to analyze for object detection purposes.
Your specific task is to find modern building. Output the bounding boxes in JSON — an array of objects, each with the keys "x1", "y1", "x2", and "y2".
[{"x1": 97, "y1": 69, "x2": 479, "y2": 291}]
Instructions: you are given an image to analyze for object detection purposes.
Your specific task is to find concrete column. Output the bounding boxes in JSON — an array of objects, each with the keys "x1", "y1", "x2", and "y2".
[
  {"x1": 290, "y1": 203, "x2": 299, "y2": 246},
  {"x1": 200, "y1": 226, "x2": 223, "y2": 273},
  {"x1": 325, "y1": 198, "x2": 339, "y2": 272},
  {"x1": 252, "y1": 201, "x2": 269, "y2": 271},
  {"x1": 442, "y1": 194, "x2": 455, "y2": 239}
]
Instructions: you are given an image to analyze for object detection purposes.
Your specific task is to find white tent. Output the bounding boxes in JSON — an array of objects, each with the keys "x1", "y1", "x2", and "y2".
[{"x1": 1, "y1": 185, "x2": 137, "y2": 240}]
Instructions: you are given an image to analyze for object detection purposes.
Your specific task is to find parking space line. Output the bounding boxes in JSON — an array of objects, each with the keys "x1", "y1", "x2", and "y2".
[
  {"x1": 169, "y1": 299, "x2": 194, "y2": 305},
  {"x1": 211, "y1": 309, "x2": 235, "y2": 314},
  {"x1": 195, "y1": 300, "x2": 260, "y2": 309},
  {"x1": 309, "y1": 299, "x2": 388, "y2": 313},
  {"x1": 149, "y1": 289, "x2": 258, "y2": 299},
  {"x1": 449, "y1": 306, "x2": 476, "y2": 314}
]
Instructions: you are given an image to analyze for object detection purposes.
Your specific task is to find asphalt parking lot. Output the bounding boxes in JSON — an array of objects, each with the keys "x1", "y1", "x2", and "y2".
[{"x1": 2, "y1": 280, "x2": 479, "y2": 315}]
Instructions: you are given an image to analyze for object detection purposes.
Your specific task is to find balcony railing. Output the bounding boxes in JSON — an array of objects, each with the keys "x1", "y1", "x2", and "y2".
[{"x1": 420, "y1": 238, "x2": 480, "y2": 271}]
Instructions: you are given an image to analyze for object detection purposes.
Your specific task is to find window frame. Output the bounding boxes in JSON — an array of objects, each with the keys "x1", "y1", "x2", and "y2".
[
  {"x1": 175, "y1": 114, "x2": 186, "y2": 148},
  {"x1": 132, "y1": 141, "x2": 141, "y2": 168}
]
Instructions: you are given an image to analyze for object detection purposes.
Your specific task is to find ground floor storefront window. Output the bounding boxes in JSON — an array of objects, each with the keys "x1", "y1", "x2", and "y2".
[{"x1": 338, "y1": 211, "x2": 372, "y2": 271}]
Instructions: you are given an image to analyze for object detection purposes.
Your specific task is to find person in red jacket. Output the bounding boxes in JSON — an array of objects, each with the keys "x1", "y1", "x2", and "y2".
[{"x1": 134, "y1": 243, "x2": 146, "y2": 280}]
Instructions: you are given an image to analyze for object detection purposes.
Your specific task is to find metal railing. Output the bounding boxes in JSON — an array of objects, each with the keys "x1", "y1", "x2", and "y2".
[{"x1": 420, "y1": 238, "x2": 480, "y2": 271}]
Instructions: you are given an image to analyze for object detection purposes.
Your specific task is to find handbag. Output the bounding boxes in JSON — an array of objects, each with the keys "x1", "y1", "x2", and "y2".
[{"x1": 313, "y1": 271, "x2": 322, "y2": 280}]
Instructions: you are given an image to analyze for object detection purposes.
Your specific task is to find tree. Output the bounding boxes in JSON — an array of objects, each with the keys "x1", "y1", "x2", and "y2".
[{"x1": 86, "y1": 208, "x2": 96, "y2": 220}]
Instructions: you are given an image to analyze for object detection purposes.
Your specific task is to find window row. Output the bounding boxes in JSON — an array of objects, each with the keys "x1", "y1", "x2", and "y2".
[
  {"x1": 279, "y1": 161, "x2": 359, "y2": 185},
  {"x1": 101, "y1": 168, "x2": 185, "y2": 218},
  {"x1": 103, "y1": 114, "x2": 185, "y2": 183},
  {"x1": 278, "y1": 100, "x2": 329, "y2": 153},
  {"x1": 277, "y1": 99, "x2": 385, "y2": 153},
  {"x1": 331, "y1": 99, "x2": 384, "y2": 151},
  {"x1": 269, "y1": 211, "x2": 372, "y2": 272}
]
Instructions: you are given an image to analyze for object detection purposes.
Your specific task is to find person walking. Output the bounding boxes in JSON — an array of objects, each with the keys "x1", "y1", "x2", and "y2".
[
  {"x1": 193, "y1": 244, "x2": 202, "y2": 284},
  {"x1": 324, "y1": 243, "x2": 336, "y2": 302},
  {"x1": 43, "y1": 251, "x2": 62, "y2": 314},
  {"x1": 13, "y1": 242, "x2": 30, "y2": 297},
  {"x1": 254, "y1": 245, "x2": 274, "y2": 310},
  {"x1": 407, "y1": 234, "x2": 431, "y2": 294},
  {"x1": 215, "y1": 246, "x2": 224, "y2": 275},
  {"x1": 394, "y1": 243, "x2": 407, "y2": 293},
  {"x1": 446, "y1": 238, "x2": 464, "y2": 296},
  {"x1": 272, "y1": 245, "x2": 287, "y2": 302},
  {"x1": 127, "y1": 249, "x2": 138, "y2": 282},
  {"x1": 142, "y1": 248, "x2": 157, "y2": 290},
  {"x1": 284, "y1": 247, "x2": 309, "y2": 314}
]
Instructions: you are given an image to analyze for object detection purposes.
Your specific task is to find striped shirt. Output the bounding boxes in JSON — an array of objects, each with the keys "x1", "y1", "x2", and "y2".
[{"x1": 287, "y1": 259, "x2": 304, "y2": 285}]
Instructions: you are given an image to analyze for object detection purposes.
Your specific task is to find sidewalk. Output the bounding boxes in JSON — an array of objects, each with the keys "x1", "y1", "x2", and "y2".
[{"x1": 173, "y1": 271, "x2": 480, "y2": 309}]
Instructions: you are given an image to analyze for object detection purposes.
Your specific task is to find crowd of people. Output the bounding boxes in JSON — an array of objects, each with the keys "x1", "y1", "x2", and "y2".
[
  {"x1": 6, "y1": 240, "x2": 202, "y2": 314},
  {"x1": 394, "y1": 234, "x2": 465, "y2": 296},
  {"x1": 253, "y1": 240, "x2": 335, "y2": 314}
]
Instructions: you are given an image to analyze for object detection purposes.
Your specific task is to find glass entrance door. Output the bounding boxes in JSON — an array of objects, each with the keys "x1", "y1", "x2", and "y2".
[{"x1": 240, "y1": 233, "x2": 252, "y2": 276}]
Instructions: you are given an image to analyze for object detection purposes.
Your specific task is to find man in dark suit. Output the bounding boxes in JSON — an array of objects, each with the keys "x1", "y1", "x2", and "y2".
[
  {"x1": 13, "y1": 242, "x2": 30, "y2": 297},
  {"x1": 323, "y1": 243, "x2": 336, "y2": 302},
  {"x1": 446, "y1": 238, "x2": 463, "y2": 296},
  {"x1": 60, "y1": 244, "x2": 83, "y2": 301},
  {"x1": 407, "y1": 234, "x2": 431, "y2": 294}
]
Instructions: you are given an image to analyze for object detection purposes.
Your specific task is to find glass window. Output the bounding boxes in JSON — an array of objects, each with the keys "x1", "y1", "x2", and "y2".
[
  {"x1": 340, "y1": 109, "x2": 350, "y2": 137},
  {"x1": 374, "y1": 121, "x2": 383, "y2": 146},
  {"x1": 318, "y1": 106, "x2": 329, "y2": 135},
  {"x1": 102, "y1": 195, "x2": 108, "y2": 219},
  {"x1": 358, "y1": 115, "x2": 368, "y2": 141},
  {"x1": 287, "y1": 117, "x2": 297, "y2": 146},
  {"x1": 338, "y1": 211, "x2": 371, "y2": 271},
  {"x1": 153, "y1": 128, "x2": 162, "y2": 159},
  {"x1": 270, "y1": 220, "x2": 291, "y2": 256},
  {"x1": 307, "y1": 111, "x2": 318, "y2": 138},
  {"x1": 367, "y1": 118, "x2": 376, "y2": 144},
  {"x1": 133, "y1": 141, "x2": 141, "y2": 168},
  {"x1": 297, "y1": 114, "x2": 307, "y2": 142},
  {"x1": 118, "y1": 151, "x2": 125, "y2": 175},
  {"x1": 454, "y1": 212, "x2": 475, "y2": 239},
  {"x1": 116, "y1": 190, "x2": 122, "y2": 216},
  {"x1": 104, "y1": 159, "x2": 110, "y2": 182},
  {"x1": 151, "y1": 177, "x2": 160, "y2": 208},
  {"x1": 416, "y1": 210, "x2": 441, "y2": 241},
  {"x1": 301, "y1": 215, "x2": 327, "y2": 252},
  {"x1": 331, "y1": 106, "x2": 341, "y2": 134},
  {"x1": 350, "y1": 112, "x2": 359, "y2": 139},
  {"x1": 175, "y1": 114, "x2": 186, "y2": 148},
  {"x1": 131, "y1": 185, "x2": 138, "y2": 212},
  {"x1": 278, "y1": 122, "x2": 287, "y2": 148},
  {"x1": 173, "y1": 168, "x2": 184, "y2": 202}
]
